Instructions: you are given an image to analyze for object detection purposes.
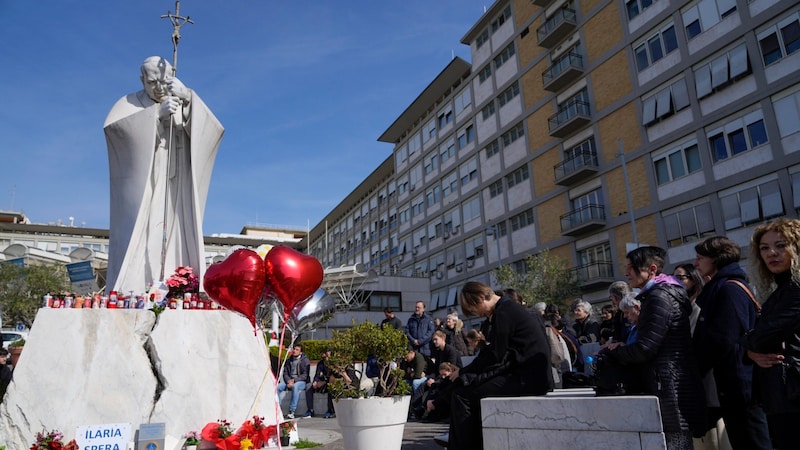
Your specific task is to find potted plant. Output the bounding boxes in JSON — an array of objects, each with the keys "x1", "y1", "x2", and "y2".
[
  {"x1": 182, "y1": 431, "x2": 200, "y2": 450},
  {"x1": 279, "y1": 421, "x2": 295, "y2": 446},
  {"x1": 8, "y1": 338, "x2": 24, "y2": 368},
  {"x1": 326, "y1": 321, "x2": 411, "y2": 450}
]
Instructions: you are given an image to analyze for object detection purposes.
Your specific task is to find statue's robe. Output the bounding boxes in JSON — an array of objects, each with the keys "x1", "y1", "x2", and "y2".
[{"x1": 104, "y1": 89, "x2": 223, "y2": 295}]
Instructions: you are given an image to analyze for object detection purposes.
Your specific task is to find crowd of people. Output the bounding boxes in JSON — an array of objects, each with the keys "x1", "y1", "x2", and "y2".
[{"x1": 271, "y1": 219, "x2": 800, "y2": 450}]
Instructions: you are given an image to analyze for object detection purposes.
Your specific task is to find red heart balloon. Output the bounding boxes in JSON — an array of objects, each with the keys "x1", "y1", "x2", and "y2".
[
  {"x1": 203, "y1": 248, "x2": 267, "y2": 327},
  {"x1": 264, "y1": 245, "x2": 324, "y2": 314}
]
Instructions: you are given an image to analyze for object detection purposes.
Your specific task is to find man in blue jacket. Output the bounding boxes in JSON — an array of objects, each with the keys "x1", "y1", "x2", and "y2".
[{"x1": 407, "y1": 301, "x2": 435, "y2": 356}]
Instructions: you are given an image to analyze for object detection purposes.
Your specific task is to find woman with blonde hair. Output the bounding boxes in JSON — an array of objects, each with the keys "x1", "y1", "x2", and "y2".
[
  {"x1": 747, "y1": 219, "x2": 800, "y2": 449},
  {"x1": 443, "y1": 312, "x2": 469, "y2": 356}
]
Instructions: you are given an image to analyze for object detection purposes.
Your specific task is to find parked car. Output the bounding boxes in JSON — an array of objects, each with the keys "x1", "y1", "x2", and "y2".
[{"x1": 2, "y1": 330, "x2": 28, "y2": 349}]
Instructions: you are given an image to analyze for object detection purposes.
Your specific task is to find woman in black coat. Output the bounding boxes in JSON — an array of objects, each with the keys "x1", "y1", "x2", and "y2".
[
  {"x1": 747, "y1": 219, "x2": 800, "y2": 450},
  {"x1": 691, "y1": 236, "x2": 770, "y2": 449},
  {"x1": 607, "y1": 246, "x2": 705, "y2": 450}
]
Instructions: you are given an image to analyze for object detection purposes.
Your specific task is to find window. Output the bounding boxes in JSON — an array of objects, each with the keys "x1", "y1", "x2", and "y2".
[
  {"x1": 457, "y1": 124, "x2": 475, "y2": 149},
  {"x1": 498, "y1": 82, "x2": 520, "y2": 107},
  {"x1": 397, "y1": 175, "x2": 409, "y2": 195},
  {"x1": 501, "y1": 122, "x2": 525, "y2": 147},
  {"x1": 424, "y1": 151, "x2": 439, "y2": 175},
  {"x1": 634, "y1": 23, "x2": 679, "y2": 72},
  {"x1": 478, "y1": 65, "x2": 492, "y2": 83},
  {"x1": 576, "y1": 243, "x2": 613, "y2": 280},
  {"x1": 641, "y1": 79, "x2": 690, "y2": 126},
  {"x1": 459, "y1": 157, "x2": 479, "y2": 186},
  {"x1": 791, "y1": 172, "x2": 800, "y2": 212},
  {"x1": 465, "y1": 234, "x2": 485, "y2": 260},
  {"x1": 506, "y1": 164, "x2": 530, "y2": 188},
  {"x1": 444, "y1": 207, "x2": 461, "y2": 234},
  {"x1": 720, "y1": 179, "x2": 784, "y2": 229},
  {"x1": 510, "y1": 209, "x2": 535, "y2": 231},
  {"x1": 485, "y1": 140, "x2": 500, "y2": 158},
  {"x1": 489, "y1": 179, "x2": 504, "y2": 198},
  {"x1": 351, "y1": 291, "x2": 402, "y2": 312},
  {"x1": 439, "y1": 138, "x2": 456, "y2": 163},
  {"x1": 758, "y1": 12, "x2": 800, "y2": 66},
  {"x1": 455, "y1": 89, "x2": 472, "y2": 115},
  {"x1": 438, "y1": 105, "x2": 453, "y2": 128},
  {"x1": 426, "y1": 186, "x2": 442, "y2": 207},
  {"x1": 481, "y1": 101, "x2": 496, "y2": 120},
  {"x1": 626, "y1": 0, "x2": 656, "y2": 20},
  {"x1": 653, "y1": 141, "x2": 702, "y2": 185},
  {"x1": 443, "y1": 170, "x2": 459, "y2": 197},
  {"x1": 494, "y1": 43, "x2": 516, "y2": 69},
  {"x1": 411, "y1": 195, "x2": 425, "y2": 217},
  {"x1": 476, "y1": 29, "x2": 490, "y2": 48},
  {"x1": 707, "y1": 111, "x2": 769, "y2": 162},
  {"x1": 682, "y1": 0, "x2": 737, "y2": 41},
  {"x1": 424, "y1": 119, "x2": 436, "y2": 143},
  {"x1": 408, "y1": 133, "x2": 421, "y2": 156},
  {"x1": 694, "y1": 44, "x2": 750, "y2": 99},
  {"x1": 774, "y1": 89, "x2": 800, "y2": 138},
  {"x1": 396, "y1": 144, "x2": 408, "y2": 165},
  {"x1": 497, "y1": 221, "x2": 508, "y2": 237},
  {"x1": 490, "y1": 5, "x2": 511, "y2": 33},
  {"x1": 462, "y1": 195, "x2": 482, "y2": 223},
  {"x1": 663, "y1": 203, "x2": 715, "y2": 247}
]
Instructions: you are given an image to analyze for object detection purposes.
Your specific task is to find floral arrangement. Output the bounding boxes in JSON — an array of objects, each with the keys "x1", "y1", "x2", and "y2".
[
  {"x1": 183, "y1": 430, "x2": 201, "y2": 446},
  {"x1": 29, "y1": 430, "x2": 78, "y2": 450},
  {"x1": 237, "y1": 416, "x2": 276, "y2": 449},
  {"x1": 166, "y1": 266, "x2": 199, "y2": 298},
  {"x1": 200, "y1": 416, "x2": 286, "y2": 450}
]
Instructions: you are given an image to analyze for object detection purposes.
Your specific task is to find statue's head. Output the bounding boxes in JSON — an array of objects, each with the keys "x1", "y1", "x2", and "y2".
[{"x1": 140, "y1": 56, "x2": 173, "y2": 103}]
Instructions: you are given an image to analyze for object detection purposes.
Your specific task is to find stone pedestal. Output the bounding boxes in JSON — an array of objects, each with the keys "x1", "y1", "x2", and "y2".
[
  {"x1": 0, "y1": 309, "x2": 277, "y2": 450},
  {"x1": 481, "y1": 388, "x2": 666, "y2": 449}
]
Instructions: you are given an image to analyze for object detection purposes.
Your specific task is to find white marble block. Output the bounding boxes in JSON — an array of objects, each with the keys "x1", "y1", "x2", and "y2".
[
  {"x1": 481, "y1": 388, "x2": 666, "y2": 450},
  {"x1": 0, "y1": 309, "x2": 277, "y2": 450}
]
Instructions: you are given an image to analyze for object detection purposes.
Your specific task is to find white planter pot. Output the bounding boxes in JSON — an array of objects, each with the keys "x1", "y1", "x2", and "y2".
[{"x1": 334, "y1": 395, "x2": 411, "y2": 450}]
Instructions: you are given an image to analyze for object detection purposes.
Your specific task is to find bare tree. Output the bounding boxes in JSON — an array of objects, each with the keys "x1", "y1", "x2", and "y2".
[{"x1": 492, "y1": 250, "x2": 579, "y2": 311}]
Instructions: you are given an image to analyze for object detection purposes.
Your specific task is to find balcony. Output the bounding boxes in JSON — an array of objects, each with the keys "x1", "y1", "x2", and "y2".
[
  {"x1": 560, "y1": 203, "x2": 605, "y2": 236},
  {"x1": 543, "y1": 51, "x2": 584, "y2": 92},
  {"x1": 548, "y1": 98, "x2": 591, "y2": 138},
  {"x1": 569, "y1": 261, "x2": 615, "y2": 289},
  {"x1": 537, "y1": 7, "x2": 577, "y2": 48},
  {"x1": 554, "y1": 149, "x2": 599, "y2": 185}
]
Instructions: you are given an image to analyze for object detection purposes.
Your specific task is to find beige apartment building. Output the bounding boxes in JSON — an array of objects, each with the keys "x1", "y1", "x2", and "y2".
[{"x1": 307, "y1": 0, "x2": 800, "y2": 320}]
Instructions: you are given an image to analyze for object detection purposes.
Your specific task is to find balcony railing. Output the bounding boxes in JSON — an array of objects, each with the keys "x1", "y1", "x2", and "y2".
[
  {"x1": 569, "y1": 261, "x2": 615, "y2": 288},
  {"x1": 560, "y1": 203, "x2": 605, "y2": 236},
  {"x1": 537, "y1": 7, "x2": 577, "y2": 48},
  {"x1": 542, "y1": 51, "x2": 584, "y2": 92},
  {"x1": 548, "y1": 98, "x2": 591, "y2": 138},
  {"x1": 554, "y1": 149, "x2": 599, "y2": 185}
]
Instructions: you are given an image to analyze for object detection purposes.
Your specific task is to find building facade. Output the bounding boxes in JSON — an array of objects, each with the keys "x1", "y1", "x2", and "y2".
[{"x1": 307, "y1": 0, "x2": 800, "y2": 317}]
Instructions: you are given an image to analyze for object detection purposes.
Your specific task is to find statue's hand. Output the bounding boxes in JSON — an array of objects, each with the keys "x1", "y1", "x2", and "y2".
[
  {"x1": 158, "y1": 96, "x2": 182, "y2": 120},
  {"x1": 167, "y1": 77, "x2": 191, "y2": 103}
]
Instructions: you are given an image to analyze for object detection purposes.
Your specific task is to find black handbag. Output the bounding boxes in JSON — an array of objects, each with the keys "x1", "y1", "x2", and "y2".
[{"x1": 782, "y1": 357, "x2": 800, "y2": 404}]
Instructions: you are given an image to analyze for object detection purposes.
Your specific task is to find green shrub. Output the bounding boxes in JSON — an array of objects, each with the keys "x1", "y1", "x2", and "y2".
[{"x1": 268, "y1": 339, "x2": 331, "y2": 361}]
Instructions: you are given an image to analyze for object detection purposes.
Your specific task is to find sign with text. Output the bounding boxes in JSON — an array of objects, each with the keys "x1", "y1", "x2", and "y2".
[
  {"x1": 137, "y1": 422, "x2": 166, "y2": 450},
  {"x1": 75, "y1": 422, "x2": 131, "y2": 450},
  {"x1": 66, "y1": 260, "x2": 98, "y2": 294}
]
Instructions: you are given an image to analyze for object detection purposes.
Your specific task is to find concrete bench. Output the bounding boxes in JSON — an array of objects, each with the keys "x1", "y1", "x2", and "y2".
[{"x1": 481, "y1": 388, "x2": 666, "y2": 449}]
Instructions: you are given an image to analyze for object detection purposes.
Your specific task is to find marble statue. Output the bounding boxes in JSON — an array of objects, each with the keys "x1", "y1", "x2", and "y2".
[{"x1": 104, "y1": 56, "x2": 224, "y2": 295}]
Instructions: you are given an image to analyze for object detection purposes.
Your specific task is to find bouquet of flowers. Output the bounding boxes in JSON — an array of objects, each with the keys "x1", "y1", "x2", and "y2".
[
  {"x1": 280, "y1": 421, "x2": 295, "y2": 438},
  {"x1": 166, "y1": 266, "x2": 199, "y2": 298},
  {"x1": 201, "y1": 420, "x2": 240, "y2": 450},
  {"x1": 237, "y1": 416, "x2": 275, "y2": 449},
  {"x1": 183, "y1": 430, "x2": 201, "y2": 446},
  {"x1": 29, "y1": 430, "x2": 78, "y2": 450}
]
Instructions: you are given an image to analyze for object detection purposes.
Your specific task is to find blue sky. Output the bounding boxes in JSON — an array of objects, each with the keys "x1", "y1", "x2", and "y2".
[{"x1": 0, "y1": 1, "x2": 491, "y2": 235}]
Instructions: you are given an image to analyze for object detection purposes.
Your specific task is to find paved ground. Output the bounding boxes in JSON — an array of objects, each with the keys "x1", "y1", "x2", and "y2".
[{"x1": 294, "y1": 415, "x2": 448, "y2": 450}]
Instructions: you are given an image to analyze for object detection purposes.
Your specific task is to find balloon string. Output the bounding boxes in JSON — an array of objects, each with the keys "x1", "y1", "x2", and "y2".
[{"x1": 246, "y1": 323, "x2": 271, "y2": 420}]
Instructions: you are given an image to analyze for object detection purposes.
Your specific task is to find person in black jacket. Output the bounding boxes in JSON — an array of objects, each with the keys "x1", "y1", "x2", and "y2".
[
  {"x1": 607, "y1": 246, "x2": 705, "y2": 450},
  {"x1": 435, "y1": 281, "x2": 552, "y2": 449},
  {"x1": 747, "y1": 219, "x2": 800, "y2": 450},
  {"x1": 692, "y1": 236, "x2": 770, "y2": 449}
]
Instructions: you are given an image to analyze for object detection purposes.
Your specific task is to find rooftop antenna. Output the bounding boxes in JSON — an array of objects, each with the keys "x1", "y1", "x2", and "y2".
[{"x1": 161, "y1": 0, "x2": 194, "y2": 76}]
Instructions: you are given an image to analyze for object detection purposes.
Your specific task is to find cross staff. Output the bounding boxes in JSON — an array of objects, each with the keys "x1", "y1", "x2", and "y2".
[{"x1": 161, "y1": 0, "x2": 194, "y2": 76}]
